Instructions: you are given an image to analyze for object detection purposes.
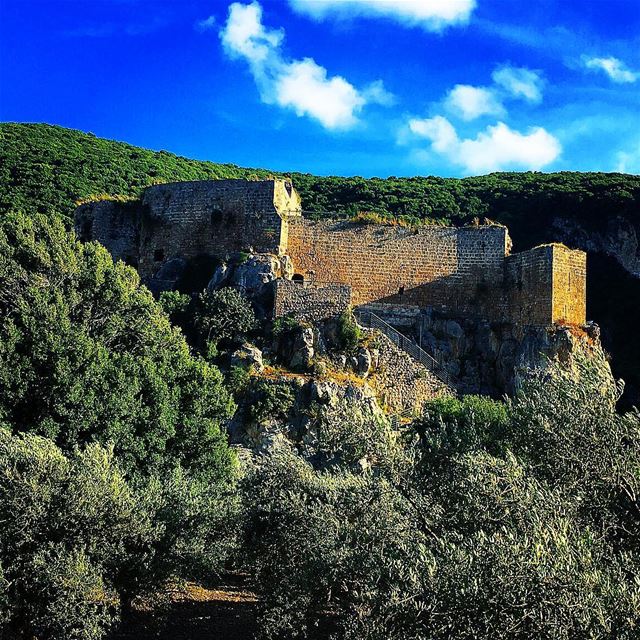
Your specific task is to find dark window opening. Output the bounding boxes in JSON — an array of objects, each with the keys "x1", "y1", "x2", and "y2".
[
  {"x1": 81, "y1": 219, "x2": 93, "y2": 239},
  {"x1": 399, "y1": 286, "x2": 405, "y2": 295},
  {"x1": 292, "y1": 273, "x2": 305, "y2": 284},
  {"x1": 210, "y1": 208, "x2": 224, "y2": 225},
  {"x1": 154, "y1": 248, "x2": 165, "y2": 262}
]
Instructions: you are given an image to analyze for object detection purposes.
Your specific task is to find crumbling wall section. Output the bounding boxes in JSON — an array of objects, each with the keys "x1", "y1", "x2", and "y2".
[
  {"x1": 137, "y1": 180, "x2": 295, "y2": 278},
  {"x1": 74, "y1": 199, "x2": 141, "y2": 267},
  {"x1": 287, "y1": 219, "x2": 510, "y2": 319},
  {"x1": 274, "y1": 279, "x2": 351, "y2": 323}
]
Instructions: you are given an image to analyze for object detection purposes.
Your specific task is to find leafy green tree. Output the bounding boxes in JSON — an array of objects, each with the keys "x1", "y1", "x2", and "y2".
[
  {"x1": 0, "y1": 212, "x2": 235, "y2": 481},
  {"x1": 195, "y1": 287, "x2": 257, "y2": 347},
  {"x1": 0, "y1": 430, "x2": 241, "y2": 639}
]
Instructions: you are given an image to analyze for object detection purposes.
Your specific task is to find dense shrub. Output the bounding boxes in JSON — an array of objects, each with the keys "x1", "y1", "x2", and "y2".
[
  {"x1": 0, "y1": 212, "x2": 235, "y2": 481},
  {"x1": 336, "y1": 308, "x2": 362, "y2": 353},
  {"x1": 242, "y1": 357, "x2": 640, "y2": 639},
  {"x1": 417, "y1": 394, "x2": 509, "y2": 459},
  {"x1": 0, "y1": 430, "x2": 241, "y2": 639},
  {"x1": 195, "y1": 287, "x2": 257, "y2": 347},
  {"x1": 246, "y1": 379, "x2": 296, "y2": 424}
]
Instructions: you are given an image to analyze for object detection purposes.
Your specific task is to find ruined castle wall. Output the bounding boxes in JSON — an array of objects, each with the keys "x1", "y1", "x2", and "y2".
[
  {"x1": 552, "y1": 245, "x2": 587, "y2": 326},
  {"x1": 274, "y1": 280, "x2": 351, "y2": 323},
  {"x1": 503, "y1": 244, "x2": 586, "y2": 326},
  {"x1": 74, "y1": 200, "x2": 140, "y2": 267},
  {"x1": 504, "y1": 246, "x2": 554, "y2": 326},
  {"x1": 286, "y1": 219, "x2": 509, "y2": 319},
  {"x1": 137, "y1": 180, "x2": 293, "y2": 279}
]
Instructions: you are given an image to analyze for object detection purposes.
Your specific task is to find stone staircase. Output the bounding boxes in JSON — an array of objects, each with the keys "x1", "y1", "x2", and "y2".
[{"x1": 355, "y1": 309, "x2": 454, "y2": 390}]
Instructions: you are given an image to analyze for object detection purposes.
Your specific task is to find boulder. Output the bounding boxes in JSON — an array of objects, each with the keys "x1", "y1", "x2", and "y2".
[
  {"x1": 289, "y1": 326, "x2": 315, "y2": 370},
  {"x1": 356, "y1": 347, "x2": 372, "y2": 377},
  {"x1": 231, "y1": 343, "x2": 264, "y2": 372},
  {"x1": 207, "y1": 263, "x2": 229, "y2": 290},
  {"x1": 148, "y1": 257, "x2": 187, "y2": 293},
  {"x1": 443, "y1": 319, "x2": 464, "y2": 339}
]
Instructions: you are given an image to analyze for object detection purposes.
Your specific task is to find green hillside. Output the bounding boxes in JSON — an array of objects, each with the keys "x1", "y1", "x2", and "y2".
[
  {"x1": 1, "y1": 122, "x2": 639, "y2": 404},
  {"x1": 2, "y1": 123, "x2": 639, "y2": 250},
  {"x1": 0, "y1": 123, "x2": 272, "y2": 221}
]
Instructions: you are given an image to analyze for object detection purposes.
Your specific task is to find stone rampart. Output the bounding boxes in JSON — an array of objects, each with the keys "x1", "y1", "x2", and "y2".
[
  {"x1": 286, "y1": 219, "x2": 510, "y2": 319},
  {"x1": 75, "y1": 179, "x2": 587, "y2": 329},
  {"x1": 552, "y1": 245, "x2": 586, "y2": 326},
  {"x1": 274, "y1": 280, "x2": 351, "y2": 323},
  {"x1": 74, "y1": 179, "x2": 300, "y2": 284}
]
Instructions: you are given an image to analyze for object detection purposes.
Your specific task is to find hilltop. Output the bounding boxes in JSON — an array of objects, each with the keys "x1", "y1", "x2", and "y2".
[{"x1": 1, "y1": 122, "x2": 639, "y2": 403}]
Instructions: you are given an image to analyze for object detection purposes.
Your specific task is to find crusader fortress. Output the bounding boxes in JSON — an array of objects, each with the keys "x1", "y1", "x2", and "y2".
[{"x1": 76, "y1": 178, "x2": 591, "y2": 406}]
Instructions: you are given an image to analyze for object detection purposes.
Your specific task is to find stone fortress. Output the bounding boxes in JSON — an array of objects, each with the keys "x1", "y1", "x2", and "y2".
[{"x1": 75, "y1": 178, "x2": 593, "y2": 403}]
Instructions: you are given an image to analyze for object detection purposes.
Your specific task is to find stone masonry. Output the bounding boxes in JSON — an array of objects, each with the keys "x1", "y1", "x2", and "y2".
[
  {"x1": 75, "y1": 179, "x2": 587, "y2": 328},
  {"x1": 274, "y1": 279, "x2": 351, "y2": 324}
]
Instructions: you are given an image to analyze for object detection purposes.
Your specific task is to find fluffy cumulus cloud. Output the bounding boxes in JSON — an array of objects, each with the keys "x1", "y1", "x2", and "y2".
[
  {"x1": 492, "y1": 65, "x2": 544, "y2": 102},
  {"x1": 442, "y1": 66, "x2": 543, "y2": 122},
  {"x1": 219, "y1": 1, "x2": 392, "y2": 129},
  {"x1": 582, "y1": 56, "x2": 638, "y2": 84},
  {"x1": 408, "y1": 116, "x2": 561, "y2": 173},
  {"x1": 445, "y1": 85, "x2": 505, "y2": 121},
  {"x1": 287, "y1": 0, "x2": 476, "y2": 31}
]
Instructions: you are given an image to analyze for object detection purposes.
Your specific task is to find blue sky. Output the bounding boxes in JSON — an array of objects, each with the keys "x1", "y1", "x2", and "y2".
[{"x1": 1, "y1": 0, "x2": 639, "y2": 177}]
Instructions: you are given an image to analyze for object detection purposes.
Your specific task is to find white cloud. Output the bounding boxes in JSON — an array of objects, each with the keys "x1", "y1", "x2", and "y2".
[
  {"x1": 445, "y1": 84, "x2": 505, "y2": 121},
  {"x1": 274, "y1": 58, "x2": 365, "y2": 129},
  {"x1": 615, "y1": 142, "x2": 640, "y2": 174},
  {"x1": 582, "y1": 56, "x2": 638, "y2": 84},
  {"x1": 492, "y1": 65, "x2": 543, "y2": 102},
  {"x1": 363, "y1": 79, "x2": 397, "y2": 107},
  {"x1": 195, "y1": 15, "x2": 217, "y2": 32},
  {"x1": 220, "y1": 2, "x2": 282, "y2": 66},
  {"x1": 408, "y1": 116, "x2": 561, "y2": 173},
  {"x1": 287, "y1": 0, "x2": 476, "y2": 31},
  {"x1": 220, "y1": 2, "x2": 392, "y2": 130}
]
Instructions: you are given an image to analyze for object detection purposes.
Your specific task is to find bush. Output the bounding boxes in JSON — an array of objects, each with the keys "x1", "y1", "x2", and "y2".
[
  {"x1": 246, "y1": 379, "x2": 296, "y2": 424},
  {"x1": 417, "y1": 394, "x2": 509, "y2": 460},
  {"x1": 337, "y1": 308, "x2": 361, "y2": 352},
  {"x1": 0, "y1": 430, "x2": 241, "y2": 639},
  {"x1": 272, "y1": 313, "x2": 302, "y2": 339},
  {"x1": 159, "y1": 290, "x2": 191, "y2": 319},
  {"x1": 241, "y1": 357, "x2": 640, "y2": 639},
  {"x1": 195, "y1": 287, "x2": 257, "y2": 346}
]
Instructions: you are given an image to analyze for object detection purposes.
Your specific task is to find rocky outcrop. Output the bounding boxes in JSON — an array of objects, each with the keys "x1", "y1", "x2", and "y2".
[
  {"x1": 207, "y1": 253, "x2": 293, "y2": 312},
  {"x1": 552, "y1": 215, "x2": 640, "y2": 277},
  {"x1": 367, "y1": 305, "x2": 611, "y2": 398},
  {"x1": 231, "y1": 343, "x2": 264, "y2": 373}
]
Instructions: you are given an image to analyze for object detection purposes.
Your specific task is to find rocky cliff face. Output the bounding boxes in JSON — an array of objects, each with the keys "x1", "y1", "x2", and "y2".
[
  {"x1": 542, "y1": 214, "x2": 640, "y2": 408},
  {"x1": 552, "y1": 215, "x2": 640, "y2": 278},
  {"x1": 364, "y1": 305, "x2": 612, "y2": 399}
]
